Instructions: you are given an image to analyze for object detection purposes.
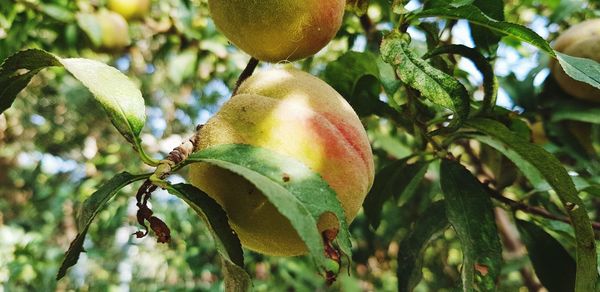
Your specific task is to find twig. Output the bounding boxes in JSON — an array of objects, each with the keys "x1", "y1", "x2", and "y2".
[
  {"x1": 487, "y1": 186, "x2": 600, "y2": 231},
  {"x1": 232, "y1": 57, "x2": 259, "y2": 95}
]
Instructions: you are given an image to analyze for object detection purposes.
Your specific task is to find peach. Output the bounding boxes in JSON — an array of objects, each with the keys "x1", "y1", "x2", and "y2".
[
  {"x1": 189, "y1": 68, "x2": 374, "y2": 256},
  {"x1": 107, "y1": 0, "x2": 150, "y2": 20},
  {"x1": 207, "y1": 0, "x2": 345, "y2": 62}
]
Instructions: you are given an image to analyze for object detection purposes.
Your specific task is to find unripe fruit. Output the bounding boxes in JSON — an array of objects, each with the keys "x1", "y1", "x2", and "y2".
[
  {"x1": 551, "y1": 19, "x2": 600, "y2": 102},
  {"x1": 207, "y1": 0, "x2": 345, "y2": 62},
  {"x1": 189, "y1": 68, "x2": 374, "y2": 256},
  {"x1": 107, "y1": 0, "x2": 150, "y2": 20},
  {"x1": 97, "y1": 10, "x2": 131, "y2": 51}
]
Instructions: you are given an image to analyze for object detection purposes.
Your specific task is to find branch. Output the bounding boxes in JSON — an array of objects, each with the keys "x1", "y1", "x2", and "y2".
[{"x1": 487, "y1": 185, "x2": 600, "y2": 231}]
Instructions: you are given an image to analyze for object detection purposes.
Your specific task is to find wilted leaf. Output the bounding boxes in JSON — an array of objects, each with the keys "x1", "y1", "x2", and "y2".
[{"x1": 381, "y1": 32, "x2": 470, "y2": 133}]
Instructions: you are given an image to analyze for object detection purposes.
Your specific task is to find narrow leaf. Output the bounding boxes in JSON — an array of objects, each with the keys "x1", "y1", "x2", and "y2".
[
  {"x1": 58, "y1": 172, "x2": 145, "y2": 280},
  {"x1": 381, "y1": 32, "x2": 470, "y2": 132},
  {"x1": 60, "y1": 58, "x2": 146, "y2": 142},
  {"x1": 397, "y1": 201, "x2": 449, "y2": 292},
  {"x1": 516, "y1": 219, "x2": 576, "y2": 292},
  {"x1": 166, "y1": 184, "x2": 250, "y2": 291},
  {"x1": 464, "y1": 118, "x2": 597, "y2": 291},
  {"x1": 411, "y1": 5, "x2": 554, "y2": 55},
  {"x1": 470, "y1": 0, "x2": 505, "y2": 55},
  {"x1": 364, "y1": 159, "x2": 429, "y2": 229},
  {"x1": 556, "y1": 52, "x2": 600, "y2": 91},
  {"x1": 186, "y1": 144, "x2": 352, "y2": 270},
  {"x1": 440, "y1": 159, "x2": 503, "y2": 291}
]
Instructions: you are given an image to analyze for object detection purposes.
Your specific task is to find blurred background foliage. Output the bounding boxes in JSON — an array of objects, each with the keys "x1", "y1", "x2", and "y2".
[{"x1": 0, "y1": 0, "x2": 599, "y2": 291}]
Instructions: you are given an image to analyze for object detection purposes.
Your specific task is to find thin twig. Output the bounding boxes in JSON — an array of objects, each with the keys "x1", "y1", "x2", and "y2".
[
  {"x1": 487, "y1": 186, "x2": 600, "y2": 231},
  {"x1": 232, "y1": 57, "x2": 259, "y2": 95}
]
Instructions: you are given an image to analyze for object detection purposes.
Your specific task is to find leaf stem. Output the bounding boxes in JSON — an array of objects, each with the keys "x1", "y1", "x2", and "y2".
[{"x1": 133, "y1": 136, "x2": 160, "y2": 166}]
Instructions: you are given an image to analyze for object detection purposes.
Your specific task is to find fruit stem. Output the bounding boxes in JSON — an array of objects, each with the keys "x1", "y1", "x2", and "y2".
[{"x1": 232, "y1": 57, "x2": 259, "y2": 95}]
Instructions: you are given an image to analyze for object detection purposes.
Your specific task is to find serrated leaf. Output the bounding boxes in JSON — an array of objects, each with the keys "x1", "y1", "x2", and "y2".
[
  {"x1": 411, "y1": 5, "x2": 554, "y2": 54},
  {"x1": 59, "y1": 58, "x2": 146, "y2": 142},
  {"x1": 440, "y1": 159, "x2": 502, "y2": 291},
  {"x1": 363, "y1": 159, "x2": 429, "y2": 229},
  {"x1": 166, "y1": 184, "x2": 250, "y2": 292},
  {"x1": 185, "y1": 144, "x2": 352, "y2": 270},
  {"x1": 381, "y1": 32, "x2": 470, "y2": 132},
  {"x1": 516, "y1": 219, "x2": 576, "y2": 292},
  {"x1": 464, "y1": 118, "x2": 597, "y2": 291},
  {"x1": 397, "y1": 201, "x2": 449, "y2": 292},
  {"x1": 556, "y1": 52, "x2": 600, "y2": 91},
  {"x1": 58, "y1": 172, "x2": 144, "y2": 280}
]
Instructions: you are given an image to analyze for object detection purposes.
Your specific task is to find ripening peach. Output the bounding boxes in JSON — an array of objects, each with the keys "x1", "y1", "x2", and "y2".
[
  {"x1": 207, "y1": 0, "x2": 345, "y2": 62},
  {"x1": 189, "y1": 68, "x2": 374, "y2": 256}
]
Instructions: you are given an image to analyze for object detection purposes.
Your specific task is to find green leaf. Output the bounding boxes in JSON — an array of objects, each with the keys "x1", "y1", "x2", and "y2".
[
  {"x1": 166, "y1": 184, "x2": 250, "y2": 292},
  {"x1": 516, "y1": 219, "x2": 576, "y2": 292},
  {"x1": 556, "y1": 52, "x2": 600, "y2": 92},
  {"x1": 550, "y1": 101, "x2": 600, "y2": 124},
  {"x1": 464, "y1": 118, "x2": 597, "y2": 291},
  {"x1": 381, "y1": 32, "x2": 470, "y2": 132},
  {"x1": 413, "y1": 3, "x2": 600, "y2": 92},
  {"x1": 323, "y1": 51, "x2": 382, "y2": 116},
  {"x1": 363, "y1": 159, "x2": 429, "y2": 229},
  {"x1": 60, "y1": 58, "x2": 146, "y2": 142},
  {"x1": 411, "y1": 5, "x2": 554, "y2": 55},
  {"x1": 0, "y1": 49, "x2": 62, "y2": 112},
  {"x1": 76, "y1": 12, "x2": 103, "y2": 47},
  {"x1": 58, "y1": 172, "x2": 146, "y2": 280},
  {"x1": 470, "y1": 0, "x2": 505, "y2": 55},
  {"x1": 0, "y1": 49, "x2": 147, "y2": 144},
  {"x1": 424, "y1": 44, "x2": 498, "y2": 114},
  {"x1": 397, "y1": 201, "x2": 449, "y2": 292},
  {"x1": 185, "y1": 144, "x2": 352, "y2": 270},
  {"x1": 440, "y1": 159, "x2": 503, "y2": 291}
]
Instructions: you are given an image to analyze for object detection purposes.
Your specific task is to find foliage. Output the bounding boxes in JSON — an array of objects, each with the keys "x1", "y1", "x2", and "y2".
[{"x1": 1, "y1": 0, "x2": 600, "y2": 291}]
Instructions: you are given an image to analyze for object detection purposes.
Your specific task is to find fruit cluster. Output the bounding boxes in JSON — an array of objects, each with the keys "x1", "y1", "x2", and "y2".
[{"x1": 189, "y1": 1, "x2": 375, "y2": 256}]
